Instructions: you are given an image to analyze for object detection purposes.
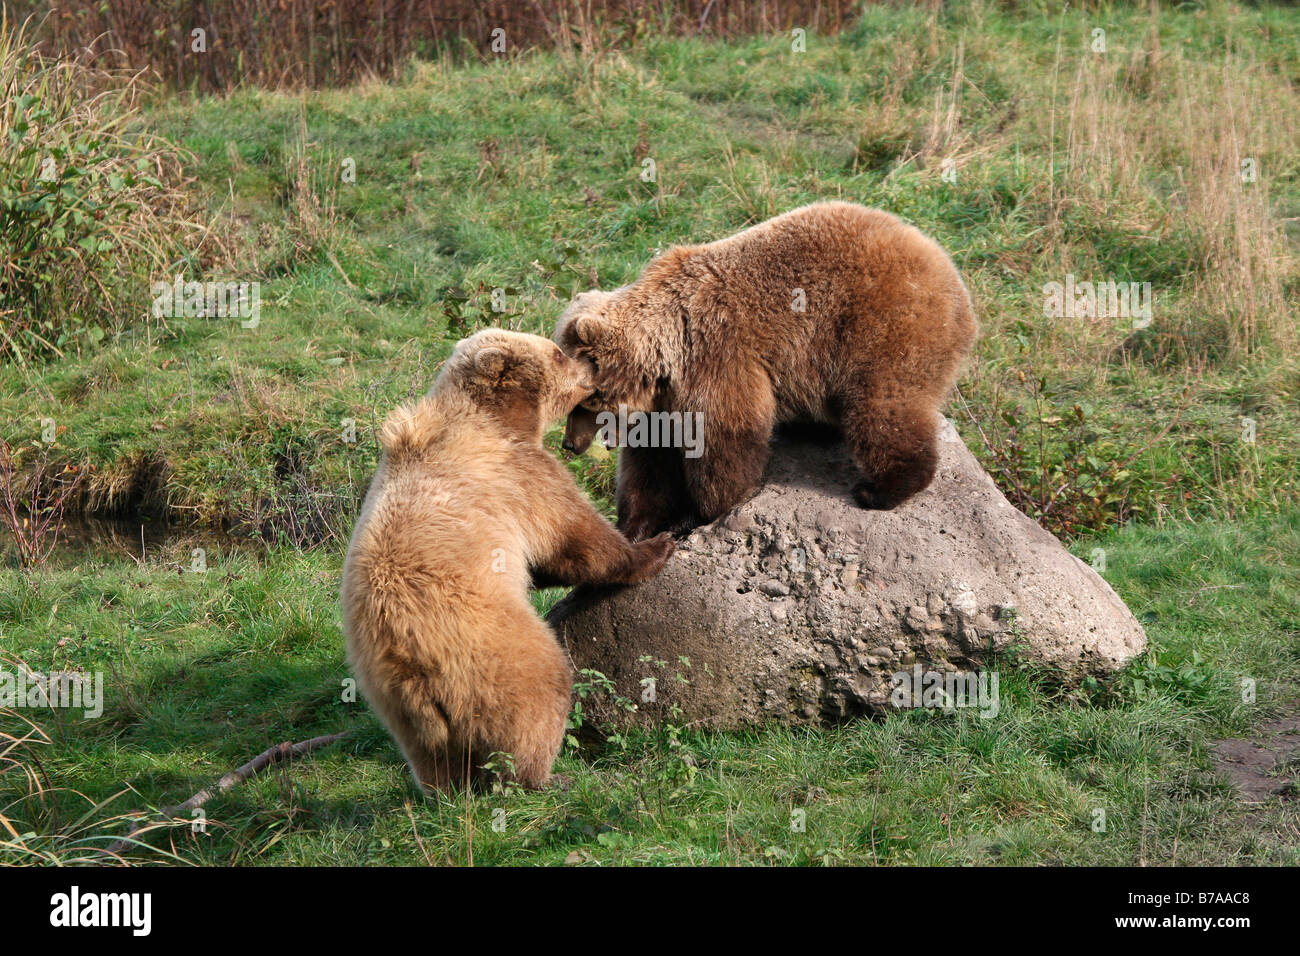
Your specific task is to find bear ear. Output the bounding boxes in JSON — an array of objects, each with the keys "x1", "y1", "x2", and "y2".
[
  {"x1": 573, "y1": 313, "x2": 604, "y2": 346},
  {"x1": 473, "y1": 346, "x2": 510, "y2": 379}
]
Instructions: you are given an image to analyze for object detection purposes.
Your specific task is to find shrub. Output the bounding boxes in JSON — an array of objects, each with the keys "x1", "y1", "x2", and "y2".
[
  {"x1": 960, "y1": 350, "x2": 1182, "y2": 539},
  {"x1": 0, "y1": 12, "x2": 211, "y2": 364}
]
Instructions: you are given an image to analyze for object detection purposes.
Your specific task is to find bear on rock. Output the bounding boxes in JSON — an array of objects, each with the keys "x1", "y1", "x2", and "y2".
[{"x1": 555, "y1": 201, "x2": 977, "y2": 540}]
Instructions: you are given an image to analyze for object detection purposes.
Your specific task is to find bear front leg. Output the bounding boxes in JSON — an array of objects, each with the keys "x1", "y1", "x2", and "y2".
[
  {"x1": 677, "y1": 368, "x2": 775, "y2": 527},
  {"x1": 532, "y1": 513, "x2": 675, "y2": 587},
  {"x1": 681, "y1": 427, "x2": 771, "y2": 526},
  {"x1": 615, "y1": 444, "x2": 695, "y2": 541},
  {"x1": 841, "y1": 387, "x2": 939, "y2": 510},
  {"x1": 527, "y1": 469, "x2": 676, "y2": 588}
]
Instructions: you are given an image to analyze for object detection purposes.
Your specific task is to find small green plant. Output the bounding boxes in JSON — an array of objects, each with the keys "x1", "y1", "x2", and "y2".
[
  {"x1": 436, "y1": 281, "x2": 522, "y2": 337},
  {"x1": 964, "y1": 350, "x2": 1185, "y2": 537},
  {"x1": 480, "y1": 751, "x2": 523, "y2": 797},
  {"x1": 567, "y1": 658, "x2": 699, "y2": 819},
  {"x1": 632, "y1": 655, "x2": 698, "y2": 815},
  {"x1": 566, "y1": 667, "x2": 635, "y2": 751},
  {"x1": 1123, "y1": 649, "x2": 1224, "y2": 707}
]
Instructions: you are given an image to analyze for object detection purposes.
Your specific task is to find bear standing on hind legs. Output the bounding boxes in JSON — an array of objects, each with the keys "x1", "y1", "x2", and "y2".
[
  {"x1": 555, "y1": 201, "x2": 977, "y2": 541},
  {"x1": 341, "y1": 329, "x2": 675, "y2": 795}
]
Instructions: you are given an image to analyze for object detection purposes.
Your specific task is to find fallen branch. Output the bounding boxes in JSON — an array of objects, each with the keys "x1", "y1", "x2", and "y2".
[{"x1": 104, "y1": 731, "x2": 350, "y2": 857}]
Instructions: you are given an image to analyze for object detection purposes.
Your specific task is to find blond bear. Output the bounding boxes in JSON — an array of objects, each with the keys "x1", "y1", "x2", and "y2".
[{"x1": 341, "y1": 329, "x2": 675, "y2": 793}]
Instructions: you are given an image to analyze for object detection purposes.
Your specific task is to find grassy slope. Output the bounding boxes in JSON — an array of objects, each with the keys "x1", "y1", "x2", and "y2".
[
  {"x1": 2, "y1": 0, "x2": 1297, "y2": 536},
  {"x1": 3, "y1": 1, "x2": 1300, "y2": 864},
  {"x1": 2, "y1": 512, "x2": 1297, "y2": 865}
]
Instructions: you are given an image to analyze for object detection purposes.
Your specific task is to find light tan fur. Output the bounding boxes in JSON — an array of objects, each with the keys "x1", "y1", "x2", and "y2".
[
  {"x1": 341, "y1": 329, "x2": 674, "y2": 794},
  {"x1": 555, "y1": 201, "x2": 977, "y2": 539}
]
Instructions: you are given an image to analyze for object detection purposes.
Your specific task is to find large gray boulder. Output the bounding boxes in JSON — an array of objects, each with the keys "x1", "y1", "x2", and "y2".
[{"x1": 549, "y1": 418, "x2": 1147, "y2": 729}]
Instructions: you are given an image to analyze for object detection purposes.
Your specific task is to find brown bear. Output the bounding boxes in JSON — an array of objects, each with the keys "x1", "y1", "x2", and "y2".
[
  {"x1": 341, "y1": 329, "x2": 675, "y2": 794},
  {"x1": 555, "y1": 201, "x2": 977, "y2": 541}
]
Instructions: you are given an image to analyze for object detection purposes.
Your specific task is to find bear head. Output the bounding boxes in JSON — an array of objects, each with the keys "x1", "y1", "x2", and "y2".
[
  {"x1": 436, "y1": 328, "x2": 596, "y2": 443},
  {"x1": 553, "y1": 289, "x2": 660, "y2": 454}
]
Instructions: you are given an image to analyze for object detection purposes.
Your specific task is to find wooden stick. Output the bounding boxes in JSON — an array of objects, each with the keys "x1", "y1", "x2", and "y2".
[{"x1": 104, "y1": 731, "x2": 349, "y2": 857}]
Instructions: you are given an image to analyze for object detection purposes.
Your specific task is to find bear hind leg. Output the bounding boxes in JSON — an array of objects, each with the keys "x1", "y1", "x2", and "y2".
[
  {"x1": 474, "y1": 617, "x2": 571, "y2": 791},
  {"x1": 371, "y1": 689, "x2": 470, "y2": 796}
]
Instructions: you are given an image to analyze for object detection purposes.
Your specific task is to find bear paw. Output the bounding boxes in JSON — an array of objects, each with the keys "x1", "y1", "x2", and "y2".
[
  {"x1": 853, "y1": 479, "x2": 906, "y2": 511},
  {"x1": 629, "y1": 532, "x2": 676, "y2": 581}
]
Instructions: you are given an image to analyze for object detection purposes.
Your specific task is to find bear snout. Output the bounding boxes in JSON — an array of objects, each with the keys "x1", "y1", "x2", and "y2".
[{"x1": 563, "y1": 405, "x2": 601, "y2": 455}]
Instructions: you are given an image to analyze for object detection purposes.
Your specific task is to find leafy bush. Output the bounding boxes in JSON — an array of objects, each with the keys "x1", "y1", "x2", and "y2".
[
  {"x1": 963, "y1": 343, "x2": 1182, "y2": 538},
  {"x1": 0, "y1": 13, "x2": 210, "y2": 364}
]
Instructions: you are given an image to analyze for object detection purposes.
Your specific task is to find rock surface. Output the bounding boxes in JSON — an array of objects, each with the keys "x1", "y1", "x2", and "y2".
[{"x1": 548, "y1": 418, "x2": 1147, "y2": 729}]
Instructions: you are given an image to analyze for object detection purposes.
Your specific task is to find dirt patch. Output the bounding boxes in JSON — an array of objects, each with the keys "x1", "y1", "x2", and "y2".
[{"x1": 1213, "y1": 714, "x2": 1300, "y2": 804}]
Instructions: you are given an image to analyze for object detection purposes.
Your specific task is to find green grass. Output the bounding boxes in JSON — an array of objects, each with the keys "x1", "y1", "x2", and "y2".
[{"x1": 2, "y1": 511, "x2": 1298, "y2": 865}]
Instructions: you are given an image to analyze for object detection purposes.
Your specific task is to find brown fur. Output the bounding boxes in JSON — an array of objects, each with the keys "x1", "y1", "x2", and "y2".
[
  {"x1": 555, "y1": 201, "x2": 977, "y2": 540},
  {"x1": 341, "y1": 329, "x2": 675, "y2": 794}
]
